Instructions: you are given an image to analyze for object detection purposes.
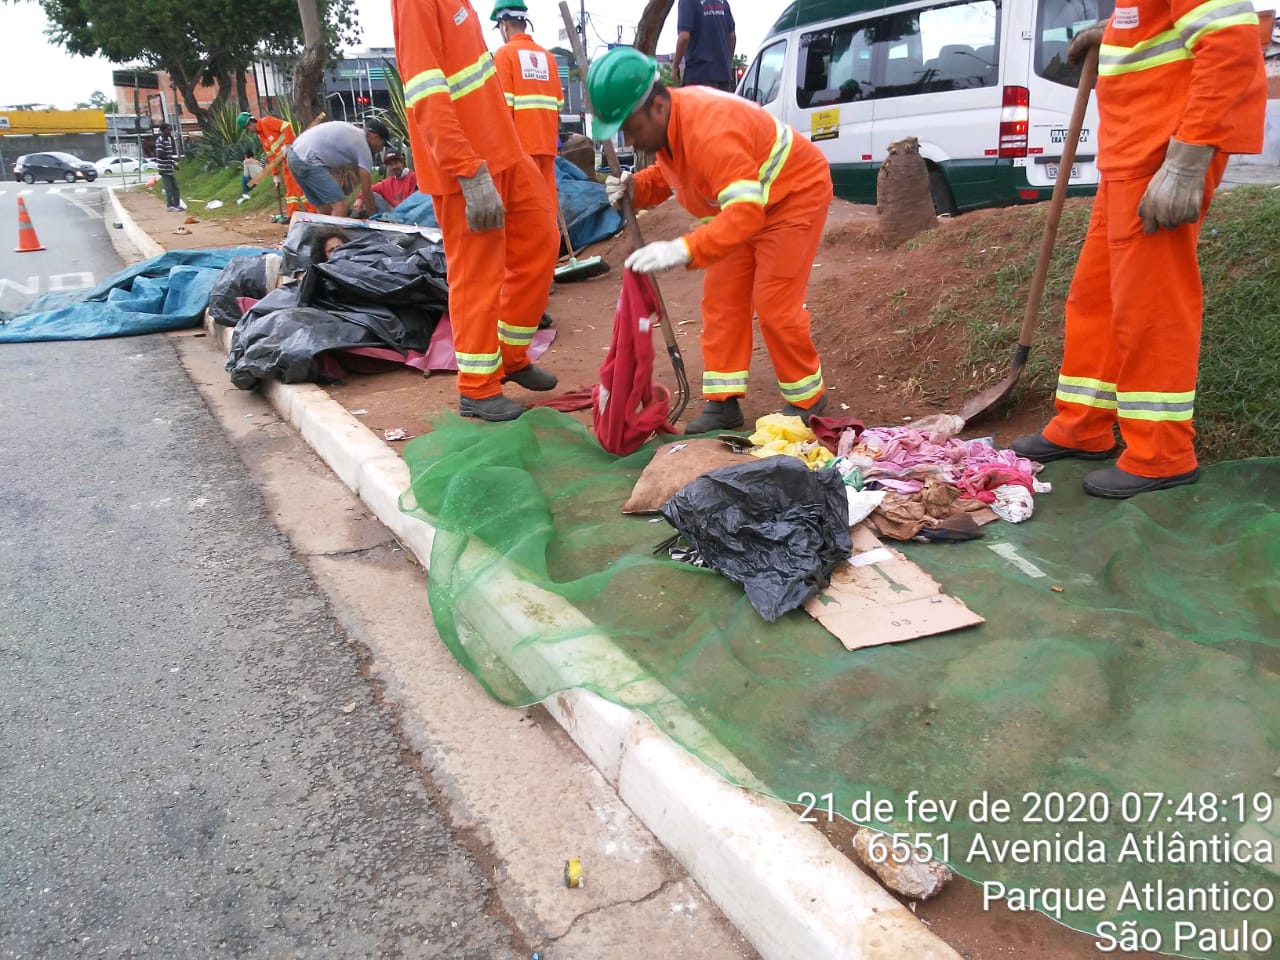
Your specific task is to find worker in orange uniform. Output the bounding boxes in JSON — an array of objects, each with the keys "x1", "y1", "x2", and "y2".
[
  {"x1": 588, "y1": 48, "x2": 831, "y2": 433},
  {"x1": 491, "y1": 0, "x2": 564, "y2": 214},
  {"x1": 1012, "y1": 4, "x2": 1266, "y2": 499},
  {"x1": 237, "y1": 112, "x2": 313, "y2": 220},
  {"x1": 392, "y1": 0, "x2": 558, "y2": 421}
]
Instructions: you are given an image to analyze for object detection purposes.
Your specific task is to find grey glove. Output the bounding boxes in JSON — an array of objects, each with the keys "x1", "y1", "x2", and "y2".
[
  {"x1": 1137, "y1": 139, "x2": 1216, "y2": 234},
  {"x1": 1067, "y1": 20, "x2": 1107, "y2": 64},
  {"x1": 458, "y1": 161, "x2": 505, "y2": 232}
]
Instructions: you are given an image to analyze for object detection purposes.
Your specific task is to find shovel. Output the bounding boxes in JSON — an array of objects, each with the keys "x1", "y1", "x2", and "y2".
[
  {"x1": 558, "y1": 0, "x2": 691, "y2": 424},
  {"x1": 959, "y1": 47, "x2": 1098, "y2": 425}
]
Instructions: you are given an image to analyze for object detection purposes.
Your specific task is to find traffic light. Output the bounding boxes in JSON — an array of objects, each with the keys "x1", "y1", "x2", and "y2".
[
  {"x1": 356, "y1": 96, "x2": 370, "y2": 106},
  {"x1": 734, "y1": 65, "x2": 746, "y2": 82}
]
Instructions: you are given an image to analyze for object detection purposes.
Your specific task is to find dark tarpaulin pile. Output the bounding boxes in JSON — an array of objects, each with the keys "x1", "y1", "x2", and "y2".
[
  {"x1": 384, "y1": 157, "x2": 622, "y2": 251},
  {"x1": 225, "y1": 225, "x2": 448, "y2": 389},
  {"x1": 0, "y1": 248, "x2": 267, "y2": 343}
]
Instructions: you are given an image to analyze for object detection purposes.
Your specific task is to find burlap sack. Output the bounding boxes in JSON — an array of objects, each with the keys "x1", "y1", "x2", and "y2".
[{"x1": 622, "y1": 439, "x2": 756, "y2": 514}]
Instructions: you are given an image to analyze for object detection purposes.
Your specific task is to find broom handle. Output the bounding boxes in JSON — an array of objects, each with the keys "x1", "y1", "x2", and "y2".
[
  {"x1": 559, "y1": 1, "x2": 681, "y2": 357},
  {"x1": 556, "y1": 204, "x2": 580, "y2": 261}
]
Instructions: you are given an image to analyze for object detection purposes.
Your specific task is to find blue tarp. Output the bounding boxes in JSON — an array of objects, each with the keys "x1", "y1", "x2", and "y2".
[
  {"x1": 0, "y1": 248, "x2": 267, "y2": 343},
  {"x1": 384, "y1": 157, "x2": 622, "y2": 250}
]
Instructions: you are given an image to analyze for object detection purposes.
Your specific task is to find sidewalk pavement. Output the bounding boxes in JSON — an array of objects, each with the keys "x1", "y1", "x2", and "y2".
[{"x1": 109, "y1": 187, "x2": 962, "y2": 959}]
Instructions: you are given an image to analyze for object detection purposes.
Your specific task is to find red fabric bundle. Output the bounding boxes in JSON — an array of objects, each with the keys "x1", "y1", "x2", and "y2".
[{"x1": 593, "y1": 271, "x2": 676, "y2": 455}]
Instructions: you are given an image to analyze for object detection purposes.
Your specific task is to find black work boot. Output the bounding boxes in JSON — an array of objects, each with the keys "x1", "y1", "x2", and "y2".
[
  {"x1": 458, "y1": 394, "x2": 527, "y2": 422},
  {"x1": 1083, "y1": 465, "x2": 1199, "y2": 499},
  {"x1": 501, "y1": 364, "x2": 558, "y2": 392},
  {"x1": 782, "y1": 393, "x2": 827, "y2": 425},
  {"x1": 1010, "y1": 432, "x2": 1118, "y2": 463},
  {"x1": 685, "y1": 398, "x2": 745, "y2": 434}
]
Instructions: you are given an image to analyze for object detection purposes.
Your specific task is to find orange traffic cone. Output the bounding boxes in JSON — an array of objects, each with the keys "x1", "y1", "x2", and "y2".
[{"x1": 15, "y1": 197, "x2": 45, "y2": 253}]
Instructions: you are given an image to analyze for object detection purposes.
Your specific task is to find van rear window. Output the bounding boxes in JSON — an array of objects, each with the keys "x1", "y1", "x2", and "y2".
[
  {"x1": 1036, "y1": 0, "x2": 1116, "y2": 86},
  {"x1": 797, "y1": 0, "x2": 999, "y2": 108}
]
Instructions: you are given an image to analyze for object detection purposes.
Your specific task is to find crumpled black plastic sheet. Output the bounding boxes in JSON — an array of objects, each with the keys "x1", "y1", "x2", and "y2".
[
  {"x1": 225, "y1": 228, "x2": 448, "y2": 389},
  {"x1": 660, "y1": 457, "x2": 852, "y2": 621}
]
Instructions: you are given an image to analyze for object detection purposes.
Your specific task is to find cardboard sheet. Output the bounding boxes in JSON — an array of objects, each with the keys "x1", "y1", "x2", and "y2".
[{"x1": 805, "y1": 525, "x2": 984, "y2": 651}]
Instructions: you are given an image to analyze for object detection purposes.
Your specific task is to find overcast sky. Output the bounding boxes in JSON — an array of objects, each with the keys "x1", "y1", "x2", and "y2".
[{"x1": 1, "y1": 0, "x2": 1275, "y2": 110}]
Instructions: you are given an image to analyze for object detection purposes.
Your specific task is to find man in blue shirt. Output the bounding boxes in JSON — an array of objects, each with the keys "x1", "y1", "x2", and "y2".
[{"x1": 673, "y1": 0, "x2": 736, "y2": 91}]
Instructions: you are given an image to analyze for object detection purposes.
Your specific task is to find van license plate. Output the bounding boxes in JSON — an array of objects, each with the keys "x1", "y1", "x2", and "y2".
[{"x1": 1047, "y1": 163, "x2": 1081, "y2": 181}]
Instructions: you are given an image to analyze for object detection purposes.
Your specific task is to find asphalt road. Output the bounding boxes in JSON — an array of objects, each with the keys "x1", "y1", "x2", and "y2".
[
  {"x1": 0, "y1": 183, "x2": 123, "y2": 316},
  {"x1": 0, "y1": 232, "x2": 521, "y2": 954}
]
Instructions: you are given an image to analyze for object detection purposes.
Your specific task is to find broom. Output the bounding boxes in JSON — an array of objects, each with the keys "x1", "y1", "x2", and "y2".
[{"x1": 554, "y1": 205, "x2": 609, "y2": 282}]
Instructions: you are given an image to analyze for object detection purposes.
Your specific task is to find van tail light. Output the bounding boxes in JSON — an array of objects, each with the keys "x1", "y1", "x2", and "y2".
[{"x1": 999, "y1": 86, "x2": 1029, "y2": 158}]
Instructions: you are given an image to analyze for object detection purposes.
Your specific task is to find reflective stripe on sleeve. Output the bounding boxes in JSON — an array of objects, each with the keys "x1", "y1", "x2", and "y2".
[{"x1": 405, "y1": 69, "x2": 449, "y2": 107}]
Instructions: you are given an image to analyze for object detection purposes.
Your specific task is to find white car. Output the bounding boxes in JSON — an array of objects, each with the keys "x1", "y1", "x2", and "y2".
[{"x1": 94, "y1": 156, "x2": 160, "y2": 175}]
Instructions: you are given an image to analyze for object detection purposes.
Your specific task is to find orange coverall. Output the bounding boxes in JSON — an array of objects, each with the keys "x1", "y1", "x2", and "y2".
[
  {"x1": 1041, "y1": 1, "x2": 1265, "y2": 478},
  {"x1": 255, "y1": 116, "x2": 311, "y2": 218},
  {"x1": 391, "y1": 0, "x2": 556, "y2": 399},
  {"x1": 631, "y1": 87, "x2": 832, "y2": 410},
  {"x1": 494, "y1": 32, "x2": 564, "y2": 211}
]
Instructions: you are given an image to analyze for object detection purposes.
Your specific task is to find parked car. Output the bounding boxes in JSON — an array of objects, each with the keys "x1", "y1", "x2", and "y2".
[
  {"x1": 737, "y1": 0, "x2": 1114, "y2": 214},
  {"x1": 94, "y1": 156, "x2": 160, "y2": 175},
  {"x1": 13, "y1": 152, "x2": 98, "y2": 184}
]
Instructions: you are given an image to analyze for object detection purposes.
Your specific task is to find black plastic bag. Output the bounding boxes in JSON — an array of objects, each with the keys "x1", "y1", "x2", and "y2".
[
  {"x1": 208, "y1": 255, "x2": 270, "y2": 326},
  {"x1": 660, "y1": 457, "x2": 851, "y2": 622}
]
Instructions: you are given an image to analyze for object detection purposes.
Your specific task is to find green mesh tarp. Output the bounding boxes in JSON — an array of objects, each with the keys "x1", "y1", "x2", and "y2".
[{"x1": 402, "y1": 409, "x2": 1279, "y2": 959}]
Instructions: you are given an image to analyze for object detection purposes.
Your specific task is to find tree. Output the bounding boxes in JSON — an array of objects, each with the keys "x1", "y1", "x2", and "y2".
[
  {"x1": 634, "y1": 0, "x2": 675, "y2": 55},
  {"x1": 74, "y1": 90, "x2": 117, "y2": 113},
  {"x1": 30, "y1": 0, "x2": 358, "y2": 131}
]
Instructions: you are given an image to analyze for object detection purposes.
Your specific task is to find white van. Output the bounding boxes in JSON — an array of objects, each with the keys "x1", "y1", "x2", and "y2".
[{"x1": 737, "y1": 0, "x2": 1115, "y2": 214}]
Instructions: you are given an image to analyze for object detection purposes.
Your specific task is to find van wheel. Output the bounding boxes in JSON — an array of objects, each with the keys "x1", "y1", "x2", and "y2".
[{"x1": 929, "y1": 167, "x2": 958, "y2": 217}]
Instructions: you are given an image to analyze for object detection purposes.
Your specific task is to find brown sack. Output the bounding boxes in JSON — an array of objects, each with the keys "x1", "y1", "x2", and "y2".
[{"x1": 622, "y1": 439, "x2": 756, "y2": 514}]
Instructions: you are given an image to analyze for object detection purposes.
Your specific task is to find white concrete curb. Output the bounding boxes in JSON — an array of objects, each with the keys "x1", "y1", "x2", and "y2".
[
  {"x1": 166, "y1": 217, "x2": 960, "y2": 957},
  {"x1": 106, "y1": 186, "x2": 165, "y2": 260}
]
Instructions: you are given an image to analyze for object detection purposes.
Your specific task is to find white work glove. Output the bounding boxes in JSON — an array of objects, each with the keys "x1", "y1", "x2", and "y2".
[
  {"x1": 605, "y1": 171, "x2": 633, "y2": 209},
  {"x1": 273, "y1": 175, "x2": 282, "y2": 188},
  {"x1": 458, "y1": 161, "x2": 505, "y2": 232},
  {"x1": 1137, "y1": 138, "x2": 1216, "y2": 234},
  {"x1": 1067, "y1": 20, "x2": 1107, "y2": 64},
  {"x1": 625, "y1": 238, "x2": 691, "y2": 274}
]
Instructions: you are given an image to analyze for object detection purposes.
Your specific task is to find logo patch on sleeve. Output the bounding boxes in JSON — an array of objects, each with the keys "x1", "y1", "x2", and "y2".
[
  {"x1": 518, "y1": 49, "x2": 551, "y2": 81},
  {"x1": 1113, "y1": 7, "x2": 1140, "y2": 29}
]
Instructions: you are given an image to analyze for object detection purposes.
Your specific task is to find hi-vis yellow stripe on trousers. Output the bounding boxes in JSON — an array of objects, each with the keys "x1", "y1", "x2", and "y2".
[
  {"x1": 703, "y1": 369, "x2": 749, "y2": 395},
  {"x1": 1056, "y1": 374, "x2": 1118, "y2": 409}
]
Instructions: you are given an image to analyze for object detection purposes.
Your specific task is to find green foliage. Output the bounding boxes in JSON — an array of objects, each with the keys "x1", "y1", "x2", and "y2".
[
  {"x1": 36, "y1": 0, "x2": 361, "y2": 130},
  {"x1": 377, "y1": 59, "x2": 411, "y2": 167},
  {"x1": 74, "y1": 90, "x2": 116, "y2": 112},
  {"x1": 148, "y1": 162, "x2": 279, "y2": 217},
  {"x1": 918, "y1": 186, "x2": 1280, "y2": 463},
  {"x1": 188, "y1": 101, "x2": 258, "y2": 170}
]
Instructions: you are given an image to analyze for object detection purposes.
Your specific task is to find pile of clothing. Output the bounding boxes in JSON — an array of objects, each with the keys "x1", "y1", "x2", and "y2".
[{"x1": 748, "y1": 412, "x2": 1047, "y2": 541}]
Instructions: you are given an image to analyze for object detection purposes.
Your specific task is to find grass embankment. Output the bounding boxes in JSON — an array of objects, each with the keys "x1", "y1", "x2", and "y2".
[
  {"x1": 921, "y1": 185, "x2": 1280, "y2": 463},
  {"x1": 147, "y1": 164, "x2": 281, "y2": 219}
]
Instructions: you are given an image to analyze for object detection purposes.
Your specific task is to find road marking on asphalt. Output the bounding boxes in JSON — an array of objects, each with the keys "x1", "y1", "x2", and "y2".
[
  {"x1": 49, "y1": 187, "x2": 61, "y2": 194},
  {"x1": 0, "y1": 277, "x2": 40, "y2": 299},
  {"x1": 49, "y1": 272, "x2": 95, "y2": 291},
  {"x1": 62, "y1": 193, "x2": 101, "y2": 221},
  {"x1": 75, "y1": 187, "x2": 87, "y2": 194},
  {"x1": 18, "y1": 189, "x2": 32, "y2": 197}
]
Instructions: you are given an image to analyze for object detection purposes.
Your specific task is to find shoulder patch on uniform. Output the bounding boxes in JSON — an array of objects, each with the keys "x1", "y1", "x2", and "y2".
[
  {"x1": 517, "y1": 49, "x2": 551, "y2": 81},
  {"x1": 1112, "y1": 7, "x2": 1139, "y2": 29},
  {"x1": 453, "y1": 6, "x2": 469, "y2": 25}
]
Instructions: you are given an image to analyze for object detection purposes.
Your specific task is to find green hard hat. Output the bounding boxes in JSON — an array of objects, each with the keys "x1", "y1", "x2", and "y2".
[
  {"x1": 586, "y1": 47, "x2": 658, "y2": 141},
  {"x1": 489, "y1": 0, "x2": 528, "y2": 21},
  {"x1": 236, "y1": 111, "x2": 253, "y2": 130}
]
